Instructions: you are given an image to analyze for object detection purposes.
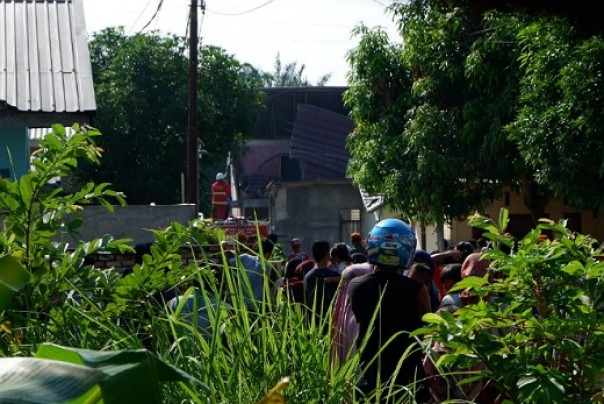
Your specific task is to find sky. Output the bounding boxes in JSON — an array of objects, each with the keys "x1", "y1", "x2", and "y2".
[{"x1": 82, "y1": 0, "x2": 401, "y2": 86}]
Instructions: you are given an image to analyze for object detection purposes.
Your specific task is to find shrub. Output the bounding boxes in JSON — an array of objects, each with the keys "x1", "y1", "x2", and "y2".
[{"x1": 418, "y1": 209, "x2": 604, "y2": 402}]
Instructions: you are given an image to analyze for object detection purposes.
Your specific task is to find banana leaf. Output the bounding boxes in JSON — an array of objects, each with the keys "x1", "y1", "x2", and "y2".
[
  {"x1": 0, "y1": 357, "x2": 104, "y2": 403},
  {"x1": 0, "y1": 254, "x2": 30, "y2": 311},
  {"x1": 0, "y1": 343, "x2": 208, "y2": 403}
]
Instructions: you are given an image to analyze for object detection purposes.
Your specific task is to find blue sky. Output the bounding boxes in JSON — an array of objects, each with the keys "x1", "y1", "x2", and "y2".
[{"x1": 83, "y1": 0, "x2": 400, "y2": 85}]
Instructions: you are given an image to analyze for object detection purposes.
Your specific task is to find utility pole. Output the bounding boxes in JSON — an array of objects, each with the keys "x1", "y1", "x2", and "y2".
[{"x1": 186, "y1": 0, "x2": 199, "y2": 208}]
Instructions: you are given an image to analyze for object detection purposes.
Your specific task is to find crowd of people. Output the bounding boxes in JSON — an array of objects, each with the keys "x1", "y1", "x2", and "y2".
[
  {"x1": 274, "y1": 223, "x2": 505, "y2": 402},
  {"x1": 169, "y1": 218, "x2": 502, "y2": 402}
]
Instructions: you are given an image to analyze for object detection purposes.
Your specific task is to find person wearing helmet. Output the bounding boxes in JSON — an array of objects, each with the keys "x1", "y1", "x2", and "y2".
[
  {"x1": 211, "y1": 172, "x2": 231, "y2": 220},
  {"x1": 348, "y1": 218, "x2": 431, "y2": 402}
]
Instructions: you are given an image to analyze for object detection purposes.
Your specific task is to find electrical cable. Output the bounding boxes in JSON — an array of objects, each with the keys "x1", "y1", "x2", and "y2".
[
  {"x1": 134, "y1": 0, "x2": 165, "y2": 35},
  {"x1": 127, "y1": 0, "x2": 155, "y2": 35},
  {"x1": 207, "y1": 0, "x2": 279, "y2": 16}
]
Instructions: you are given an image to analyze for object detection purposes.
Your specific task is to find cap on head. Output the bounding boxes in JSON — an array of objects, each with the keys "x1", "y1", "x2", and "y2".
[
  {"x1": 351, "y1": 232, "x2": 362, "y2": 241},
  {"x1": 290, "y1": 237, "x2": 301, "y2": 247},
  {"x1": 216, "y1": 172, "x2": 225, "y2": 180},
  {"x1": 366, "y1": 218, "x2": 416, "y2": 268}
]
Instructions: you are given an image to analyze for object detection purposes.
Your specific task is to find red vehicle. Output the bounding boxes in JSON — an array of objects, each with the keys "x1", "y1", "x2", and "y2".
[{"x1": 210, "y1": 217, "x2": 269, "y2": 242}]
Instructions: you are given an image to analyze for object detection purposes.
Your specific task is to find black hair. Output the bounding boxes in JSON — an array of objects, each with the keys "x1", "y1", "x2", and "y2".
[
  {"x1": 440, "y1": 263, "x2": 462, "y2": 284},
  {"x1": 413, "y1": 249, "x2": 434, "y2": 272},
  {"x1": 311, "y1": 240, "x2": 331, "y2": 262},
  {"x1": 330, "y1": 242, "x2": 351, "y2": 262},
  {"x1": 408, "y1": 262, "x2": 433, "y2": 284},
  {"x1": 258, "y1": 238, "x2": 275, "y2": 255},
  {"x1": 252, "y1": 238, "x2": 274, "y2": 255},
  {"x1": 285, "y1": 258, "x2": 303, "y2": 279},
  {"x1": 267, "y1": 233, "x2": 279, "y2": 243},
  {"x1": 351, "y1": 252, "x2": 367, "y2": 264},
  {"x1": 455, "y1": 241, "x2": 474, "y2": 260}
]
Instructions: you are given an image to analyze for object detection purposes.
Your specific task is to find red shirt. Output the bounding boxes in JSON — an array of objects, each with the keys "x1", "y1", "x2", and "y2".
[{"x1": 211, "y1": 180, "x2": 230, "y2": 205}]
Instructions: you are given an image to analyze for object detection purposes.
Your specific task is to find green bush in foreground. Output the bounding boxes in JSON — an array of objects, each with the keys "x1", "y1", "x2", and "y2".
[{"x1": 418, "y1": 209, "x2": 604, "y2": 403}]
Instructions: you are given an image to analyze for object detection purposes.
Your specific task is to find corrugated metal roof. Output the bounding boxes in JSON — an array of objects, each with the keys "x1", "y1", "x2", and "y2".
[
  {"x1": 289, "y1": 104, "x2": 354, "y2": 180},
  {"x1": 0, "y1": 0, "x2": 96, "y2": 114}
]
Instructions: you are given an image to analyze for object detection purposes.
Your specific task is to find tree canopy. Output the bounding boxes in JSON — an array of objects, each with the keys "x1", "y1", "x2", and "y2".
[
  {"x1": 74, "y1": 28, "x2": 264, "y2": 211},
  {"x1": 345, "y1": 0, "x2": 604, "y2": 225},
  {"x1": 261, "y1": 53, "x2": 331, "y2": 87}
]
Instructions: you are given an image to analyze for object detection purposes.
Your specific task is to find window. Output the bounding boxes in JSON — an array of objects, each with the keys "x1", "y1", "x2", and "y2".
[{"x1": 340, "y1": 209, "x2": 361, "y2": 242}]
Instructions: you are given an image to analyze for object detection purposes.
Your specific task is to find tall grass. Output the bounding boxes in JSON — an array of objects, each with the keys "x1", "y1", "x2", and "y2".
[{"x1": 3, "y1": 220, "x2": 426, "y2": 403}]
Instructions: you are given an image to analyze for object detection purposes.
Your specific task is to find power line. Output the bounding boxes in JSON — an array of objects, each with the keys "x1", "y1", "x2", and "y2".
[
  {"x1": 135, "y1": 0, "x2": 165, "y2": 35},
  {"x1": 127, "y1": 0, "x2": 155, "y2": 35},
  {"x1": 207, "y1": 0, "x2": 279, "y2": 16}
]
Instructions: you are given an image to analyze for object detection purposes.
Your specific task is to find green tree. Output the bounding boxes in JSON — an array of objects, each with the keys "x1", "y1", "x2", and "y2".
[
  {"x1": 262, "y1": 53, "x2": 331, "y2": 87},
  {"x1": 345, "y1": 5, "x2": 523, "y2": 227},
  {"x1": 74, "y1": 28, "x2": 264, "y2": 210},
  {"x1": 507, "y1": 17, "x2": 604, "y2": 210},
  {"x1": 345, "y1": 0, "x2": 604, "y2": 229}
]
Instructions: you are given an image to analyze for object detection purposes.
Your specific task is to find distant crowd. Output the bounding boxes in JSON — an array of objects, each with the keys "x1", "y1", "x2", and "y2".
[{"x1": 169, "y1": 220, "x2": 518, "y2": 402}]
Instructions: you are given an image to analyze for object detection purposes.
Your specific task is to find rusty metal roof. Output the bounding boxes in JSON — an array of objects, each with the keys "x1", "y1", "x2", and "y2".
[{"x1": 0, "y1": 0, "x2": 96, "y2": 120}]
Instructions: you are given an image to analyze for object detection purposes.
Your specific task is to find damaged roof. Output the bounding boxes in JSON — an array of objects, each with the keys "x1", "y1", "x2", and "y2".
[{"x1": 289, "y1": 104, "x2": 354, "y2": 180}]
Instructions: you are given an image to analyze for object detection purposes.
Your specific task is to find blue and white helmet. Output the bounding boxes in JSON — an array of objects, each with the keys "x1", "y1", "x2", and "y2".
[{"x1": 366, "y1": 219, "x2": 416, "y2": 268}]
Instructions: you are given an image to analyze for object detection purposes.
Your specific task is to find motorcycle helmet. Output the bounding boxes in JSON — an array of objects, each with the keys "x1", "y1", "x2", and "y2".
[{"x1": 366, "y1": 218, "x2": 416, "y2": 268}]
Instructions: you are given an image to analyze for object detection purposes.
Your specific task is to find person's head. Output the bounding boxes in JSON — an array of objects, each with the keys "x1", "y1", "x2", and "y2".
[
  {"x1": 455, "y1": 241, "x2": 474, "y2": 262},
  {"x1": 351, "y1": 232, "x2": 363, "y2": 245},
  {"x1": 311, "y1": 240, "x2": 331, "y2": 263},
  {"x1": 330, "y1": 242, "x2": 351, "y2": 264},
  {"x1": 253, "y1": 238, "x2": 274, "y2": 259},
  {"x1": 412, "y1": 248, "x2": 434, "y2": 274},
  {"x1": 366, "y1": 218, "x2": 416, "y2": 270},
  {"x1": 440, "y1": 263, "x2": 462, "y2": 293},
  {"x1": 408, "y1": 262, "x2": 433, "y2": 287},
  {"x1": 236, "y1": 232, "x2": 248, "y2": 244},
  {"x1": 285, "y1": 258, "x2": 303, "y2": 279},
  {"x1": 351, "y1": 252, "x2": 367, "y2": 264},
  {"x1": 268, "y1": 233, "x2": 279, "y2": 244},
  {"x1": 290, "y1": 237, "x2": 302, "y2": 251},
  {"x1": 216, "y1": 172, "x2": 225, "y2": 181}
]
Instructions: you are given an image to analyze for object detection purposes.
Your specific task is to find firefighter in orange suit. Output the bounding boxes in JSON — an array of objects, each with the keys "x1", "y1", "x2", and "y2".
[{"x1": 211, "y1": 172, "x2": 231, "y2": 220}]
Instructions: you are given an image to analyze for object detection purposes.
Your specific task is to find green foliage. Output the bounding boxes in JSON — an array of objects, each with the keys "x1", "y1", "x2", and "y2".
[
  {"x1": 345, "y1": 0, "x2": 604, "y2": 223},
  {"x1": 345, "y1": 5, "x2": 524, "y2": 224},
  {"x1": 418, "y1": 208, "x2": 604, "y2": 402},
  {"x1": 0, "y1": 124, "x2": 131, "y2": 353},
  {"x1": 0, "y1": 255, "x2": 29, "y2": 312},
  {"x1": 76, "y1": 28, "x2": 264, "y2": 209},
  {"x1": 507, "y1": 17, "x2": 604, "y2": 209},
  {"x1": 0, "y1": 343, "x2": 204, "y2": 403},
  {"x1": 261, "y1": 53, "x2": 332, "y2": 87}
]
